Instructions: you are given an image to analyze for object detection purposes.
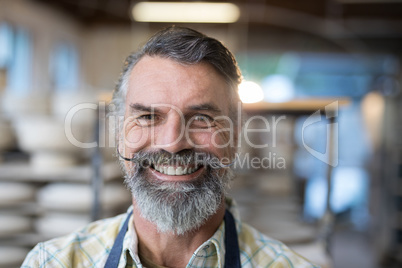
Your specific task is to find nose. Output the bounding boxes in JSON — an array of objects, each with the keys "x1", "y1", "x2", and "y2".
[{"x1": 153, "y1": 114, "x2": 191, "y2": 153}]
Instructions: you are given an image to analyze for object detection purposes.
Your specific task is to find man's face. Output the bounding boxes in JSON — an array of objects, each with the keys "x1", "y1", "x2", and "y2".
[
  {"x1": 121, "y1": 56, "x2": 236, "y2": 234},
  {"x1": 123, "y1": 56, "x2": 235, "y2": 180}
]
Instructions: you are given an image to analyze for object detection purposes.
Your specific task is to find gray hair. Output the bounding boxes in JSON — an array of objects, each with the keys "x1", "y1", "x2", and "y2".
[{"x1": 110, "y1": 26, "x2": 242, "y2": 143}]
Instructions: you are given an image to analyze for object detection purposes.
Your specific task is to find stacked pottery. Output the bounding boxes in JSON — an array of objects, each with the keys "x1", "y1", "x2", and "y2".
[
  {"x1": 35, "y1": 182, "x2": 130, "y2": 238},
  {"x1": 1, "y1": 92, "x2": 50, "y2": 117},
  {"x1": 0, "y1": 182, "x2": 36, "y2": 268},
  {"x1": 0, "y1": 182, "x2": 36, "y2": 237},
  {"x1": 12, "y1": 91, "x2": 97, "y2": 170},
  {"x1": 0, "y1": 247, "x2": 30, "y2": 268},
  {"x1": 0, "y1": 94, "x2": 33, "y2": 267},
  {"x1": 0, "y1": 182, "x2": 36, "y2": 207},
  {"x1": 0, "y1": 90, "x2": 130, "y2": 253}
]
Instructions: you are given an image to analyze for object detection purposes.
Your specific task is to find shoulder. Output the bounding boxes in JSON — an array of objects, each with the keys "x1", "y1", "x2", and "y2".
[
  {"x1": 237, "y1": 222, "x2": 320, "y2": 268},
  {"x1": 21, "y1": 212, "x2": 127, "y2": 268}
]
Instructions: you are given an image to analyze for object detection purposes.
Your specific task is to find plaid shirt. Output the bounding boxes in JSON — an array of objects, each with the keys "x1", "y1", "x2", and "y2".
[{"x1": 22, "y1": 199, "x2": 319, "y2": 268}]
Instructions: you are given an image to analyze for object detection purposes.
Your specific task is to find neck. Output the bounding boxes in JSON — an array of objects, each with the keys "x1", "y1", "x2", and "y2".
[{"x1": 132, "y1": 199, "x2": 226, "y2": 268}]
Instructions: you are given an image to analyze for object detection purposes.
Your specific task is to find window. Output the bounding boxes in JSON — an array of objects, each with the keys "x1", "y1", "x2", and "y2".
[
  {"x1": 50, "y1": 42, "x2": 79, "y2": 92},
  {"x1": 0, "y1": 23, "x2": 13, "y2": 68},
  {"x1": 0, "y1": 23, "x2": 32, "y2": 95}
]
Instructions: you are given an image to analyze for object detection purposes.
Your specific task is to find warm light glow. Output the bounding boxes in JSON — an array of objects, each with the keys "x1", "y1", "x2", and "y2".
[
  {"x1": 261, "y1": 74, "x2": 295, "y2": 103},
  {"x1": 132, "y1": 2, "x2": 240, "y2": 23},
  {"x1": 238, "y1": 81, "x2": 264, "y2": 103}
]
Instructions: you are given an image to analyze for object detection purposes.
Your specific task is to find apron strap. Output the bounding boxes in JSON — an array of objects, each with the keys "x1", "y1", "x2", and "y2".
[
  {"x1": 104, "y1": 209, "x2": 241, "y2": 268},
  {"x1": 104, "y1": 211, "x2": 133, "y2": 268},
  {"x1": 224, "y1": 209, "x2": 242, "y2": 268}
]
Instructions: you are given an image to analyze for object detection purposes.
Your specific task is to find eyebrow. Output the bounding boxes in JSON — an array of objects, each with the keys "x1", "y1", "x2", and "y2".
[
  {"x1": 188, "y1": 103, "x2": 222, "y2": 114},
  {"x1": 129, "y1": 103, "x2": 162, "y2": 113}
]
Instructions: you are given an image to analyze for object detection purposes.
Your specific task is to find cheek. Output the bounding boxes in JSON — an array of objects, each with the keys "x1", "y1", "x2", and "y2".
[
  {"x1": 190, "y1": 130, "x2": 234, "y2": 158},
  {"x1": 186, "y1": 131, "x2": 211, "y2": 147},
  {"x1": 123, "y1": 116, "x2": 146, "y2": 152},
  {"x1": 213, "y1": 129, "x2": 232, "y2": 145},
  {"x1": 211, "y1": 128, "x2": 237, "y2": 160},
  {"x1": 124, "y1": 127, "x2": 150, "y2": 154}
]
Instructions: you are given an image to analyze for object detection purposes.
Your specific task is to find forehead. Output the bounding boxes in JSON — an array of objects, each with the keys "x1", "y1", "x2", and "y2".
[{"x1": 126, "y1": 56, "x2": 231, "y2": 114}]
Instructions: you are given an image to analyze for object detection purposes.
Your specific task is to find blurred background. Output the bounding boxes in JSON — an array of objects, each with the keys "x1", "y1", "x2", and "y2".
[{"x1": 0, "y1": 0, "x2": 401, "y2": 267}]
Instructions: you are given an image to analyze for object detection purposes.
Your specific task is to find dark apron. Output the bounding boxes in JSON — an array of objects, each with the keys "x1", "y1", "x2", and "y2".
[{"x1": 104, "y1": 210, "x2": 241, "y2": 268}]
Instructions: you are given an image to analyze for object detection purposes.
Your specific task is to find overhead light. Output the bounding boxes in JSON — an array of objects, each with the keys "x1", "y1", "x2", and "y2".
[
  {"x1": 132, "y1": 2, "x2": 240, "y2": 23},
  {"x1": 238, "y1": 81, "x2": 264, "y2": 103}
]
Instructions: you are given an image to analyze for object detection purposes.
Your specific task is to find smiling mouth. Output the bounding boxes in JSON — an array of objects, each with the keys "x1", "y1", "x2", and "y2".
[{"x1": 152, "y1": 164, "x2": 202, "y2": 176}]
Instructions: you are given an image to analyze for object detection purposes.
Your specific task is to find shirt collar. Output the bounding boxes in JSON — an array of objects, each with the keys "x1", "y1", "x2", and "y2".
[{"x1": 123, "y1": 198, "x2": 240, "y2": 268}]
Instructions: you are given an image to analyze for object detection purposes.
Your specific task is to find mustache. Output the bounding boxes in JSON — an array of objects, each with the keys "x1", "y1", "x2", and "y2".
[{"x1": 117, "y1": 146, "x2": 234, "y2": 169}]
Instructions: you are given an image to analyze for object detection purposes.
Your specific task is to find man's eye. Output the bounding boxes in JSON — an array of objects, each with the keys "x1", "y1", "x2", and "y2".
[
  {"x1": 139, "y1": 114, "x2": 155, "y2": 120},
  {"x1": 190, "y1": 114, "x2": 215, "y2": 128},
  {"x1": 194, "y1": 114, "x2": 213, "y2": 122},
  {"x1": 136, "y1": 114, "x2": 157, "y2": 126}
]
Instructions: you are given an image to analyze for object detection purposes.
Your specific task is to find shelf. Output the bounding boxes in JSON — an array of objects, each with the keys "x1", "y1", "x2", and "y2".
[
  {"x1": 0, "y1": 161, "x2": 122, "y2": 183},
  {"x1": 0, "y1": 233, "x2": 45, "y2": 248},
  {"x1": 243, "y1": 98, "x2": 350, "y2": 115}
]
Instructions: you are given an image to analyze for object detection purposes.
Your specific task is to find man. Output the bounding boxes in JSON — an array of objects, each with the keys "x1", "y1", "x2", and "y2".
[{"x1": 22, "y1": 26, "x2": 318, "y2": 268}]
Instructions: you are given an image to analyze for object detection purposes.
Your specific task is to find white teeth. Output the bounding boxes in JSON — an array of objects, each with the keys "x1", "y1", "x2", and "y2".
[
  {"x1": 176, "y1": 166, "x2": 183, "y2": 175},
  {"x1": 167, "y1": 166, "x2": 175, "y2": 175},
  {"x1": 154, "y1": 165, "x2": 198, "y2": 175}
]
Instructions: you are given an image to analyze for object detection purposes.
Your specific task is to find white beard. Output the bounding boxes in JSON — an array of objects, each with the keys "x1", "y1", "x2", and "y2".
[{"x1": 124, "y1": 157, "x2": 233, "y2": 235}]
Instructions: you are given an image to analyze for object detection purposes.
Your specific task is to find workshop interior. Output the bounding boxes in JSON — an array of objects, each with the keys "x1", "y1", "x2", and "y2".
[{"x1": 0, "y1": 0, "x2": 401, "y2": 267}]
